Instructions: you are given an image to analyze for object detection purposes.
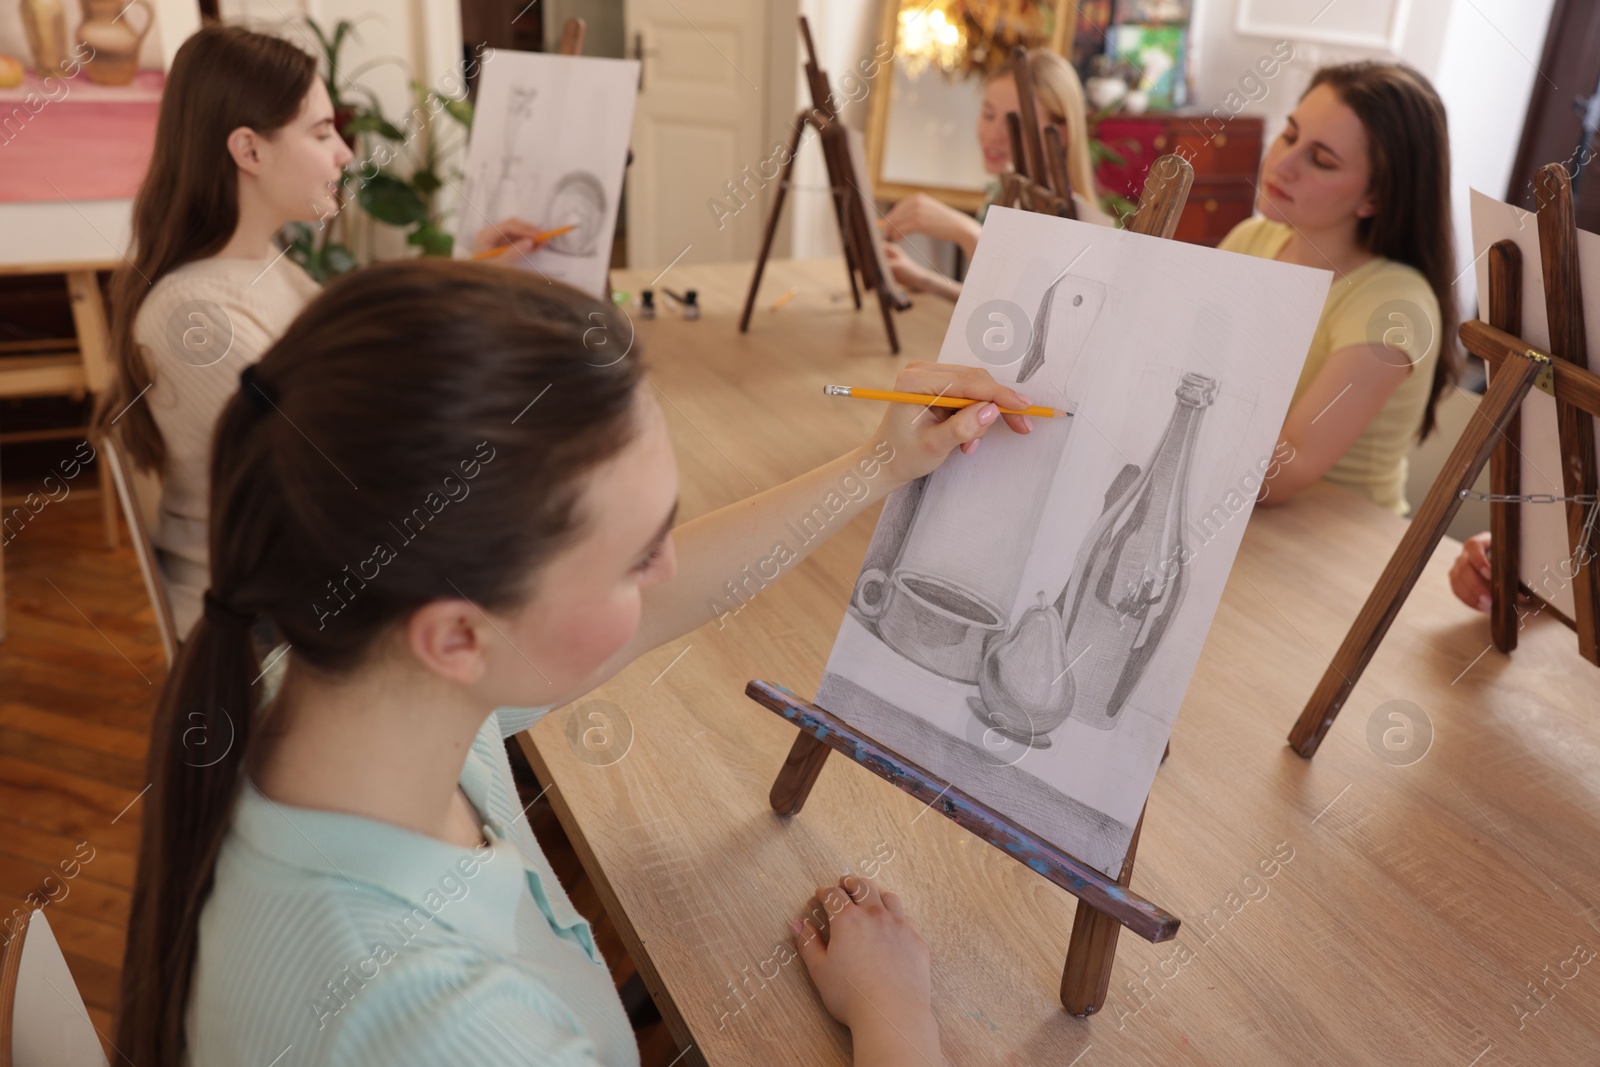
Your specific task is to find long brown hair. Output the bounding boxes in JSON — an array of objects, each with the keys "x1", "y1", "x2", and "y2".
[
  {"x1": 116, "y1": 260, "x2": 647, "y2": 1064},
  {"x1": 98, "y1": 26, "x2": 317, "y2": 471},
  {"x1": 1307, "y1": 61, "x2": 1459, "y2": 440}
]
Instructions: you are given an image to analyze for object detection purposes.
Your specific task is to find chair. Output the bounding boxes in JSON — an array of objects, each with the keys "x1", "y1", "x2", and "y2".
[
  {"x1": 0, "y1": 263, "x2": 124, "y2": 641},
  {"x1": 0, "y1": 909, "x2": 110, "y2": 1067},
  {"x1": 100, "y1": 429, "x2": 179, "y2": 666}
]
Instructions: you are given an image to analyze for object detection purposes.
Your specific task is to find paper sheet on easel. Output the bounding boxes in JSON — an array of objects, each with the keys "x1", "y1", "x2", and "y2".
[
  {"x1": 815, "y1": 207, "x2": 1331, "y2": 877},
  {"x1": 454, "y1": 53, "x2": 638, "y2": 299},
  {"x1": 1469, "y1": 189, "x2": 1600, "y2": 621}
]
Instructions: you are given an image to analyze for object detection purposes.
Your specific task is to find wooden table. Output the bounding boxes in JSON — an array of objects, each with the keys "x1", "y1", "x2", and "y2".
[{"x1": 519, "y1": 258, "x2": 1600, "y2": 1065}]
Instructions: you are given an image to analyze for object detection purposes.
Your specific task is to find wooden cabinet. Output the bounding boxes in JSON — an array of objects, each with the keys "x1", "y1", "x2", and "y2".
[{"x1": 1093, "y1": 112, "x2": 1266, "y2": 246}]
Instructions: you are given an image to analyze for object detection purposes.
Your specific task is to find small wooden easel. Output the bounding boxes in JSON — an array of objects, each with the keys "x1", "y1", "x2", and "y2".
[
  {"x1": 993, "y1": 46, "x2": 1079, "y2": 220},
  {"x1": 739, "y1": 17, "x2": 910, "y2": 353},
  {"x1": 747, "y1": 152, "x2": 1197, "y2": 1016},
  {"x1": 1289, "y1": 163, "x2": 1600, "y2": 758}
]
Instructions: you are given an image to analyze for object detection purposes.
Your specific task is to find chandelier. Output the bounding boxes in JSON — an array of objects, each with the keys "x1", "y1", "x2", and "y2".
[{"x1": 895, "y1": 1, "x2": 1055, "y2": 80}]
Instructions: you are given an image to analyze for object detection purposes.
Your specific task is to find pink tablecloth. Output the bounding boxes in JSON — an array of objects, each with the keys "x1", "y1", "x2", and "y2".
[{"x1": 0, "y1": 70, "x2": 162, "y2": 203}]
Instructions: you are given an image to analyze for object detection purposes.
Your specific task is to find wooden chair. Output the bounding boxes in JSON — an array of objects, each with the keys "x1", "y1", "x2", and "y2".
[
  {"x1": 0, "y1": 262, "x2": 123, "y2": 642},
  {"x1": 101, "y1": 429, "x2": 179, "y2": 665},
  {"x1": 0, "y1": 910, "x2": 109, "y2": 1067}
]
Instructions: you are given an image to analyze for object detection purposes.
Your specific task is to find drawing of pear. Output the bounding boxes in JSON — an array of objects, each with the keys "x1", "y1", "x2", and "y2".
[{"x1": 974, "y1": 591, "x2": 1075, "y2": 748}]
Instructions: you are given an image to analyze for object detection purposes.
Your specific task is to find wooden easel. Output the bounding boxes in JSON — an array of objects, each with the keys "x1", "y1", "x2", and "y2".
[
  {"x1": 747, "y1": 152, "x2": 1197, "y2": 1016},
  {"x1": 1289, "y1": 163, "x2": 1600, "y2": 758},
  {"x1": 993, "y1": 46, "x2": 1079, "y2": 220},
  {"x1": 739, "y1": 17, "x2": 910, "y2": 353}
]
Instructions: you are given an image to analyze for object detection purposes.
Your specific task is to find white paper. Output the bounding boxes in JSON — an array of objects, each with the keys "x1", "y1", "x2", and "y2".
[
  {"x1": 1468, "y1": 188, "x2": 1600, "y2": 622},
  {"x1": 816, "y1": 207, "x2": 1330, "y2": 876},
  {"x1": 455, "y1": 53, "x2": 639, "y2": 299}
]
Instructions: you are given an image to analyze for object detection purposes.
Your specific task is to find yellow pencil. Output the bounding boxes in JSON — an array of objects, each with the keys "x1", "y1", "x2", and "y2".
[
  {"x1": 470, "y1": 224, "x2": 577, "y2": 260},
  {"x1": 823, "y1": 384, "x2": 1068, "y2": 419}
]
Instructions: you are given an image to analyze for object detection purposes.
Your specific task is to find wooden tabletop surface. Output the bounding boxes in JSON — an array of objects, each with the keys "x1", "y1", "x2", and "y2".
[{"x1": 518, "y1": 258, "x2": 1600, "y2": 1066}]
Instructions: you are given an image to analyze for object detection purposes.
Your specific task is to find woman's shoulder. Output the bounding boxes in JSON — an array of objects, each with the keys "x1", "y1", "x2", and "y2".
[
  {"x1": 1216, "y1": 216, "x2": 1289, "y2": 256},
  {"x1": 1348, "y1": 256, "x2": 1436, "y2": 304},
  {"x1": 1329, "y1": 256, "x2": 1440, "y2": 327},
  {"x1": 134, "y1": 253, "x2": 318, "y2": 356},
  {"x1": 1325, "y1": 256, "x2": 1441, "y2": 361}
]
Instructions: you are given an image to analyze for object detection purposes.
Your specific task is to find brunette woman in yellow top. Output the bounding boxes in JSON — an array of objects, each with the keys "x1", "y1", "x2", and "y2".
[{"x1": 1222, "y1": 62, "x2": 1459, "y2": 516}]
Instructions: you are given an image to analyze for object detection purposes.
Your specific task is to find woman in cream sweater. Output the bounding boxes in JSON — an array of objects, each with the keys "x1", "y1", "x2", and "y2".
[{"x1": 101, "y1": 26, "x2": 542, "y2": 638}]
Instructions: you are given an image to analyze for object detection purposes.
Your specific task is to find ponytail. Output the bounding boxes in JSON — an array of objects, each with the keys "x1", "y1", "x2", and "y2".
[{"x1": 117, "y1": 598, "x2": 260, "y2": 1065}]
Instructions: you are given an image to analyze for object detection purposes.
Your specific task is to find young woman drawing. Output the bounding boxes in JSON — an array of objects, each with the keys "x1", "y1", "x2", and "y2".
[
  {"x1": 117, "y1": 259, "x2": 1035, "y2": 1065},
  {"x1": 1224, "y1": 62, "x2": 1459, "y2": 516},
  {"x1": 100, "y1": 26, "x2": 541, "y2": 638},
  {"x1": 881, "y1": 48, "x2": 1113, "y2": 303}
]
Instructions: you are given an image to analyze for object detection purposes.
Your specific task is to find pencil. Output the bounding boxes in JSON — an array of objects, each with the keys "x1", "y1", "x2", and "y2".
[
  {"x1": 470, "y1": 224, "x2": 577, "y2": 260},
  {"x1": 823, "y1": 385, "x2": 1068, "y2": 419}
]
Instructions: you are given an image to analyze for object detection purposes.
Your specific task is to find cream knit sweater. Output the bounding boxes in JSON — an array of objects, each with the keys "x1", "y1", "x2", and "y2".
[{"x1": 132, "y1": 251, "x2": 319, "y2": 638}]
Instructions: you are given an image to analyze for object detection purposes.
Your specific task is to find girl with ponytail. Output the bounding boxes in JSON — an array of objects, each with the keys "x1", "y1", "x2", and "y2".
[{"x1": 118, "y1": 259, "x2": 1029, "y2": 1064}]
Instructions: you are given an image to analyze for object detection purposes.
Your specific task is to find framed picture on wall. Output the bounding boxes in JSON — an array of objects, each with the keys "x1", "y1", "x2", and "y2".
[{"x1": 1236, "y1": 0, "x2": 1411, "y2": 53}]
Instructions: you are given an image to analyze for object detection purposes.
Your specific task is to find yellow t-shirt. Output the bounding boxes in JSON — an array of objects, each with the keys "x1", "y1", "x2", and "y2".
[{"x1": 1218, "y1": 217, "x2": 1441, "y2": 515}]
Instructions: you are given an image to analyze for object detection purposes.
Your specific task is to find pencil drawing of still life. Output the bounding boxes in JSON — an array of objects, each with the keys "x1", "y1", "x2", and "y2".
[
  {"x1": 817, "y1": 207, "x2": 1330, "y2": 876},
  {"x1": 454, "y1": 52, "x2": 639, "y2": 299}
]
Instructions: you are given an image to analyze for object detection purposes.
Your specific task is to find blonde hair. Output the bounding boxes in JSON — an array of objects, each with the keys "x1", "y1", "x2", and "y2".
[{"x1": 989, "y1": 49, "x2": 1097, "y2": 202}]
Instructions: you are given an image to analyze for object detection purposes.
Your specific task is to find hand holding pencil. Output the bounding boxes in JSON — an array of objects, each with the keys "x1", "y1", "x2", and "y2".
[
  {"x1": 469, "y1": 217, "x2": 575, "y2": 260},
  {"x1": 853, "y1": 361, "x2": 1038, "y2": 482}
]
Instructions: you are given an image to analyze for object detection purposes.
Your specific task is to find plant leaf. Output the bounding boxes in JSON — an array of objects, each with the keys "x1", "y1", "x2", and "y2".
[
  {"x1": 342, "y1": 112, "x2": 405, "y2": 141},
  {"x1": 407, "y1": 222, "x2": 455, "y2": 257},
  {"x1": 359, "y1": 174, "x2": 429, "y2": 226},
  {"x1": 324, "y1": 243, "x2": 357, "y2": 276},
  {"x1": 411, "y1": 168, "x2": 441, "y2": 196}
]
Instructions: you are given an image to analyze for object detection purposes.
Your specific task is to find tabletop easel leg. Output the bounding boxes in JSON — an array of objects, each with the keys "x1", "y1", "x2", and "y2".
[
  {"x1": 1289, "y1": 352, "x2": 1546, "y2": 757},
  {"x1": 875, "y1": 288, "x2": 900, "y2": 355},
  {"x1": 816, "y1": 132, "x2": 864, "y2": 310},
  {"x1": 739, "y1": 112, "x2": 809, "y2": 334},
  {"x1": 1486, "y1": 240, "x2": 1522, "y2": 652},
  {"x1": 1536, "y1": 165, "x2": 1600, "y2": 665},
  {"x1": 770, "y1": 731, "x2": 831, "y2": 816},
  {"x1": 1061, "y1": 809, "x2": 1144, "y2": 1015}
]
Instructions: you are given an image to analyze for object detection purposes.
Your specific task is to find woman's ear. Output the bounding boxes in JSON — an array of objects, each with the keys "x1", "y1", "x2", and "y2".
[
  {"x1": 406, "y1": 599, "x2": 491, "y2": 687},
  {"x1": 1355, "y1": 192, "x2": 1378, "y2": 219},
  {"x1": 227, "y1": 126, "x2": 264, "y2": 176}
]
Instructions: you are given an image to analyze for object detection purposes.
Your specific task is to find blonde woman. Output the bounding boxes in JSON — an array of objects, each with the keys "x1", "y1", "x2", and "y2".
[{"x1": 883, "y1": 49, "x2": 1112, "y2": 302}]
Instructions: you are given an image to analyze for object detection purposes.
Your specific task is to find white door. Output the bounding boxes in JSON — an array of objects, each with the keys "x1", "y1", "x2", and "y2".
[{"x1": 624, "y1": 0, "x2": 773, "y2": 269}]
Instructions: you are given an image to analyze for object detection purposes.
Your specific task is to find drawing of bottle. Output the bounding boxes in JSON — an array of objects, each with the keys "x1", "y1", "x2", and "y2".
[{"x1": 1056, "y1": 371, "x2": 1217, "y2": 729}]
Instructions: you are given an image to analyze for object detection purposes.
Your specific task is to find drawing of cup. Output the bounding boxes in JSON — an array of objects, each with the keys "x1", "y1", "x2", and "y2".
[
  {"x1": 856, "y1": 568, "x2": 1007, "y2": 684},
  {"x1": 544, "y1": 171, "x2": 607, "y2": 255}
]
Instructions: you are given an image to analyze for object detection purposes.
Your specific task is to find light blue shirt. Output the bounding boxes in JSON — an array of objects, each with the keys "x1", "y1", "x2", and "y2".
[{"x1": 187, "y1": 706, "x2": 640, "y2": 1066}]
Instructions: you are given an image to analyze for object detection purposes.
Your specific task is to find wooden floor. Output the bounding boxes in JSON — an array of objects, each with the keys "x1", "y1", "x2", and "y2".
[{"x1": 0, "y1": 485, "x2": 680, "y2": 1063}]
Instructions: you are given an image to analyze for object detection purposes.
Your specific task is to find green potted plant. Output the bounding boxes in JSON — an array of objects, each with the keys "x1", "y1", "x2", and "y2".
[{"x1": 285, "y1": 16, "x2": 475, "y2": 281}]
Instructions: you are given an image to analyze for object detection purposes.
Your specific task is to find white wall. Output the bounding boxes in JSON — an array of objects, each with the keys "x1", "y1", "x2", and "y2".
[
  {"x1": 789, "y1": 0, "x2": 878, "y2": 261},
  {"x1": 1431, "y1": 0, "x2": 1557, "y2": 316},
  {"x1": 1190, "y1": 0, "x2": 1553, "y2": 314}
]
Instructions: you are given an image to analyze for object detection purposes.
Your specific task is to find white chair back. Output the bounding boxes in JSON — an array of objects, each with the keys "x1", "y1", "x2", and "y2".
[
  {"x1": 100, "y1": 430, "x2": 178, "y2": 665},
  {"x1": 0, "y1": 909, "x2": 109, "y2": 1067}
]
